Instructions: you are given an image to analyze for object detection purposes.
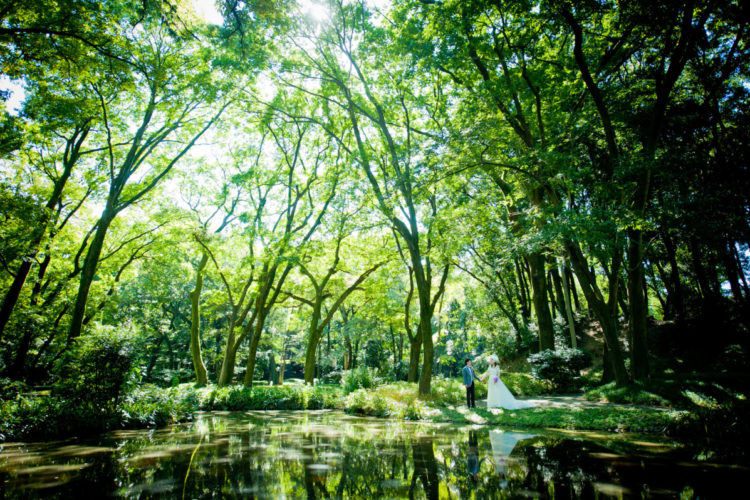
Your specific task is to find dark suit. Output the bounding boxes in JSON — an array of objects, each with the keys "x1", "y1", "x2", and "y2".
[{"x1": 462, "y1": 365, "x2": 480, "y2": 408}]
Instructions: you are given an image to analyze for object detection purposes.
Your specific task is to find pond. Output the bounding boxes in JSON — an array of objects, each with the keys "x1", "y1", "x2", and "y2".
[{"x1": 0, "y1": 410, "x2": 746, "y2": 498}]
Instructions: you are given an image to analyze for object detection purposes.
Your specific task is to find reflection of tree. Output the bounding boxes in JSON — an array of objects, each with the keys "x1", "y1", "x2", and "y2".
[
  {"x1": 7, "y1": 413, "x2": 732, "y2": 498},
  {"x1": 303, "y1": 433, "x2": 330, "y2": 499},
  {"x1": 520, "y1": 437, "x2": 605, "y2": 496},
  {"x1": 410, "y1": 438, "x2": 439, "y2": 500}
]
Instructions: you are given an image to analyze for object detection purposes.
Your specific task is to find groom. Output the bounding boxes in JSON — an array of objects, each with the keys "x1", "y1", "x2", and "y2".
[{"x1": 463, "y1": 358, "x2": 481, "y2": 408}]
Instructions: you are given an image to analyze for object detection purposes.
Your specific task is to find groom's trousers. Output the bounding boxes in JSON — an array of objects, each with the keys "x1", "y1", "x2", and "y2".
[{"x1": 466, "y1": 383, "x2": 476, "y2": 408}]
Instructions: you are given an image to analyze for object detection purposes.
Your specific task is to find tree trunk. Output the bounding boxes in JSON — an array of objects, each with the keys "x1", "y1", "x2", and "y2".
[
  {"x1": 0, "y1": 127, "x2": 88, "y2": 343},
  {"x1": 0, "y1": 261, "x2": 33, "y2": 344},
  {"x1": 560, "y1": 260, "x2": 577, "y2": 348},
  {"x1": 278, "y1": 345, "x2": 286, "y2": 385},
  {"x1": 389, "y1": 325, "x2": 398, "y2": 364},
  {"x1": 412, "y1": 439, "x2": 439, "y2": 500},
  {"x1": 67, "y1": 208, "x2": 115, "y2": 341},
  {"x1": 549, "y1": 265, "x2": 567, "y2": 318},
  {"x1": 303, "y1": 303, "x2": 323, "y2": 385},
  {"x1": 407, "y1": 327, "x2": 422, "y2": 383},
  {"x1": 188, "y1": 251, "x2": 210, "y2": 386},
  {"x1": 8, "y1": 323, "x2": 34, "y2": 378},
  {"x1": 244, "y1": 318, "x2": 265, "y2": 387},
  {"x1": 650, "y1": 261, "x2": 669, "y2": 315},
  {"x1": 628, "y1": 230, "x2": 650, "y2": 380},
  {"x1": 567, "y1": 266, "x2": 582, "y2": 312},
  {"x1": 492, "y1": 297, "x2": 523, "y2": 349},
  {"x1": 397, "y1": 329, "x2": 403, "y2": 364},
  {"x1": 144, "y1": 336, "x2": 163, "y2": 382},
  {"x1": 417, "y1": 306, "x2": 433, "y2": 395},
  {"x1": 662, "y1": 231, "x2": 685, "y2": 318},
  {"x1": 268, "y1": 351, "x2": 276, "y2": 384},
  {"x1": 566, "y1": 241, "x2": 629, "y2": 385},
  {"x1": 721, "y1": 240, "x2": 743, "y2": 301},
  {"x1": 526, "y1": 252, "x2": 555, "y2": 351},
  {"x1": 343, "y1": 334, "x2": 352, "y2": 370},
  {"x1": 217, "y1": 311, "x2": 240, "y2": 386},
  {"x1": 514, "y1": 258, "x2": 531, "y2": 320},
  {"x1": 690, "y1": 235, "x2": 715, "y2": 301}
]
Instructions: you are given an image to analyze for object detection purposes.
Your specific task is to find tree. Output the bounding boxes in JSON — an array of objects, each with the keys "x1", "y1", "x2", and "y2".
[
  {"x1": 288, "y1": 228, "x2": 384, "y2": 385},
  {"x1": 66, "y1": 24, "x2": 230, "y2": 342},
  {"x1": 281, "y1": 1, "x2": 452, "y2": 395}
]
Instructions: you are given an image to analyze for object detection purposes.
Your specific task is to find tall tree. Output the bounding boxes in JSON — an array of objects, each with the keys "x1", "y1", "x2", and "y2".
[
  {"x1": 281, "y1": 1, "x2": 452, "y2": 395},
  {"x1": 66, "y1": 25, "x2": 230, "y2": 341}
]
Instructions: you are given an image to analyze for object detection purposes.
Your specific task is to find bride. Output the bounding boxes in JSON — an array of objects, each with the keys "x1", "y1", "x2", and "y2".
[{"x1": 481, "y1": 354, "x2": 536, "y2": 410}]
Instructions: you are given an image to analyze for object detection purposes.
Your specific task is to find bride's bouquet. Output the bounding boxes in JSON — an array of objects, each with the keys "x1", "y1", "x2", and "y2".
[{"x1": 492, "y1": 376, "x2": 499, "y2": 384}]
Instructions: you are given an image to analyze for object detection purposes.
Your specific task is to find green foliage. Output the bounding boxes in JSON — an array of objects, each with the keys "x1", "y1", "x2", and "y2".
[
  {"x1": 339, "y1": 379, "x2": 687, "y2": 434},
  {"x1": 321, "y1": 369, "x2": 344, "y2": 384},
  {"x1": 345, "y1": 390, "x2": 395, "y2": 418},
  {"x1": 426, "y1": 405, "x2": 687, "y2": 434},
  {"x1": 500, "y1": 372, "x2": 556, "y2": 397},
  {"x1": 54, "y1": 326, "x2": 136, "y2": 417},
  {"x1": 0, "y1": 377, "x2": 28, "y2": 399},
  {"x1": 344, "y1": 383, "x2": 427, "y2": 420},
  {"x1": 341, "y1": 366, "x2": 379, "y2": 394},
  {"x1": 584, "y1": 382, "x2": 671, "y2": 407},
  {"x1": 0, "y1": 393, "x2": 59, "y2": 441},
  {"x1": 362, "y1": 339, "x2": 384, "y2": 368},
  {"x1": 0, "y1": 382, "x2": 344, "y2": 442},
  {"x1": 119, "y1": 384, "x2": 201, "y2": 428},
  {"x1": 528, "y1": 348, "x2": 592, "y2": 391},
  {"x1": 343, "y1": 376, "x2": 554, "y2": 421},
  {"x1": 201, "y1": 384, "x2": 341, "y2": 411}
]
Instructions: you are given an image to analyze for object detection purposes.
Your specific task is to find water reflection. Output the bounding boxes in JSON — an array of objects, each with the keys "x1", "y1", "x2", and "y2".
[{"x1": 0, "y1": 410, "x2": 747, "y2": 498}]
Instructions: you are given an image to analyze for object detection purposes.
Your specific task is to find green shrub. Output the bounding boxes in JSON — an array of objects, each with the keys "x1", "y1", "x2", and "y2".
[
  {"x1": 528, "y1": 348, "x2": 592, "y2": 391},
  {"x1": 342, "y1": 366, "x2": 378, "y2": 394},
  {"x1": 321, "y1": 370, "x2": 344, "y2": 384},
  {"x1": 119, "y1": 385, "x2": 197, "y2": 427},
  {"x1": 391, "y1": 360, "x2": 409, "y2": 382},
  {"x1": 0, "y1": 382, "x2": 344, "y2": 442},
  {"x1": 198, "y1": 384, "x2": 343, "y2": 411},
  {"x1": 402, "y1": 400, "x2": 424, "y2": 420},
  {"x1": 344, "y1": 389, "x2": 393, "y2": 417},
  {"x1": 54, "y1": 326, "x2": 136, "y2": 419},
  {"x1": 0, "y1": 377, "x2": 28, "y2": 400},
  {"x1": 429, "y1": 378, "x2": 466, "y2": 405},
  {"x1": 500, "y1": 372, "x2": 555, "y2": 396}
]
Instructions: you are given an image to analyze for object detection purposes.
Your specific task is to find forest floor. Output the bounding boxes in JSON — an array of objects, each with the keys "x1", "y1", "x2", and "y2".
[
  {"x1": 416, "y1": 392, "x2": 686, "y2": 433},
  {"x1": 473, "y1": 394, "x2": 666, "y2": 410}
]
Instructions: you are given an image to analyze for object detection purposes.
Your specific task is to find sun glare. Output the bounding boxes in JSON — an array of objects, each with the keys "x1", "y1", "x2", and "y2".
[
  {"x1": 0, "y1": 76, "x2": 25, "y2": 115},
  {"x1": 298, "y1": 0, "x2": 330, "y2": 23},
  {"x1": 192, "y1": 0, "x2": 224, "y2": 25}
]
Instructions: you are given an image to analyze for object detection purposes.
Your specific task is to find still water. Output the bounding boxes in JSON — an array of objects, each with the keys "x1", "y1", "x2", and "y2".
[{"x1": 0, "y1": 410, "x2": 746, "y2": 498}]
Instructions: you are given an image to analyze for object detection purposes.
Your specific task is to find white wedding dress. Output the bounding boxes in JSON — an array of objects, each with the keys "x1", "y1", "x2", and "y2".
[
  {"x1": 489, "y1": 430, "x2": 537, "y2": 475},
  {"x1": 485, "y1": 365, "x2": 536, "y2": 409}
]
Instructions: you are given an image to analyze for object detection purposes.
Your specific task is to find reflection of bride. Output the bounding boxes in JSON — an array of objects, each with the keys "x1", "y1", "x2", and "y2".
[
  {"x1": 489, "y1": 429, "x2": 536, "y2": 476},
  {"x1": 481, "y1": 355, "x2": 536, "y2": 409}
]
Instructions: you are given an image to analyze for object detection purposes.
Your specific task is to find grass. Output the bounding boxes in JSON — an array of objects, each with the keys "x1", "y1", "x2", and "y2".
[
  {"x1": 583, "y1": 371, "x2": 750, "y2": 408},
  {"x1": 5, "y1": 371, "x2": 745, "y2": 442},
  {"x1": 342, "y1": 378, "x2": 687, "y2": 433},
  {"x1": 584, "y1": 382, "x2": 671, "y2": 406},
  {"x1": 578, "y1": 371, "x2": 750, "y2": 450},
  {"x1": 425, "y1": 405, "x2": 686, "y2": 434}
]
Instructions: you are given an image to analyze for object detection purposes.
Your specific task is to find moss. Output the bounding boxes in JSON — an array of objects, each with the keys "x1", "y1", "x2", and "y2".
[{"x1": 584, "y1": 382, "x2": 671, "y2": 406}]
